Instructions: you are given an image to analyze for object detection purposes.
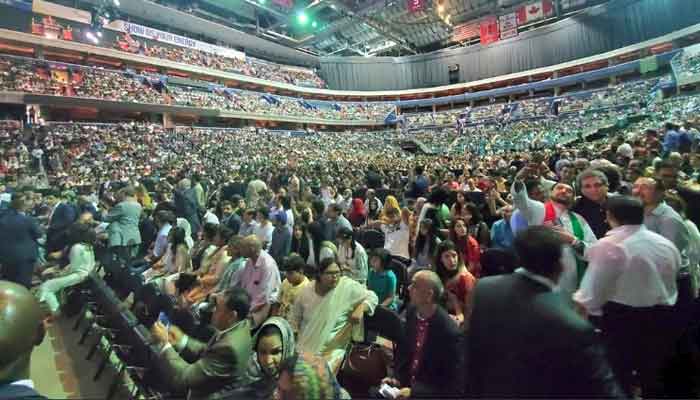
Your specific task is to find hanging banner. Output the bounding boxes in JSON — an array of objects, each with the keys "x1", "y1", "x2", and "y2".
[
  {"x1": 561, "y1": 0, "x2": 586, "y2": 10},
  {"x1": 498, "y1": 12, "x2": 518, "y2": 39},
  {"x1": 104, "y1": 20, "x2": 246, "y2": 61},
  {"x1": 32, "y1": 0, "x2": 91, "y2": 25},
  {"x1": 452, "y1": 21, "x2": 480, "y2": 42},
  {"x1": 479, "y1": 16, "x2": 500, "y2": 46},
  {"x1": 515, "y1": 0, "x2": 554, "y2": 25}
]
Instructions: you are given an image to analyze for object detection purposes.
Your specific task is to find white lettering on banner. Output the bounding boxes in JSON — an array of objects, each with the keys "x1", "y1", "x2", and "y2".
[{"x1": 106, "y1": 20, "x2": 246, "y2": 61}]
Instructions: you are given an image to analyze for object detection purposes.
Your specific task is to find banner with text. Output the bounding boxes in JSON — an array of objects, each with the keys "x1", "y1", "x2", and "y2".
[
  {"x1": 105, "y1": 20, "x2": 246, "y2": 61},
  {"x1": 479, "y1": 16, "x2": 500, "y2": 46},
  {"x1": 498, "y1": 12, "x2": 518, "y2": 39}
]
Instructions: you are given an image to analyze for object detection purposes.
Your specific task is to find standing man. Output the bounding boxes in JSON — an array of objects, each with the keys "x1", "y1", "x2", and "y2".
[
  {"x1": 512, "y1": 175, "x2": 597, "y2": 295},
  {"x1": 574, "y1": 196, "x2": 681, "y2": 397},
  {"x1": 0, "y1": 193, "x2": 42, "y2": 288},
  {"x1": 103, "y1": 187, "x2": 142, "y2": 264},
  {"x1": 572, "y1": 169, "x2": 611, "y2": 239},
  {"x1": 466, "y1": 226, "x2": 622, "y2": 398}
]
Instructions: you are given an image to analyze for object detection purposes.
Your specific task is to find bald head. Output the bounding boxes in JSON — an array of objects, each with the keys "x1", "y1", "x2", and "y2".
[
  {"x1": 412, "y1": 270, "x2": 444, "y2": 305},
  {"x1": 0, "y1": 281, "x2": 45, "y2": 380}
]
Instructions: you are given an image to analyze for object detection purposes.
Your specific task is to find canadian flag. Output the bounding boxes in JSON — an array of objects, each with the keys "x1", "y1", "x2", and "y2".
[{"x1": 516, "y1": 0, "x2": 554, "y2": 25}]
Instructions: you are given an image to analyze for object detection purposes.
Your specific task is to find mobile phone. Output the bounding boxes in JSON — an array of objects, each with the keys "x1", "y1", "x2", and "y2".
[
  {"x1": 158, "y1": 311, "x2": 171, "y2": 328},
  {"x1": 378, "y1": 383, "x2": 400, "y2": 399}
]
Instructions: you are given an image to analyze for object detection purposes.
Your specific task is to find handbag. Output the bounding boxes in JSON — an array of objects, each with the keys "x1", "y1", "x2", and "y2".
[{"x1": 337, "y1": 342, "x2": 390, "y2": 398}]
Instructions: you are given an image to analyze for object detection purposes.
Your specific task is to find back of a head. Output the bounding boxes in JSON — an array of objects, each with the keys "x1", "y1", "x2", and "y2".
[
  {"x1": 0, "y1": 281, "x2": 45, "y2": 374},
  {"x1": 223, "y1": 287, "x2": 251, "y2": 321},
  {"x1": 282, "y1": 253, "x2": 306, "y2": 272},
  {"x1": 605, "y1": 196, "x2": 644, "y2": 226},
  {"x1": 513, "y1": 226, "x2": 564, "y2": 278}
]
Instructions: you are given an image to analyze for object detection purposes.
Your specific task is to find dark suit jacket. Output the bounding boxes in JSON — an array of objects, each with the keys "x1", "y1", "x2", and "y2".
[
  {"x1": 49, "y1": 202, "x2": 78, "y2": 232},
  {"x1": 0, "y1": 209, "x2": 42, "y2": 262},
  {"x1": 174, "y1": 188, "x2": 201, "y2": 236},
  {"x1": 466, "y1": 273, "x2": 624, "y2": 398},
  {"x1": 159, "y1": 319, "x2": 252, "y2": 400},
  {"x1": 395, "y1": 305, "x2": 464, "y2": 398},
  {"x1": 222, "y1": 213, "x2": 242, "y2": 235}
]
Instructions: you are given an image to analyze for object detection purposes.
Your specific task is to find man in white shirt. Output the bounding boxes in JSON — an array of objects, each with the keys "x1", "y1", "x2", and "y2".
[
  {"x1": 574, "y1": 196, "x2": 681, "y2": 397},
  {"x1": 148, "y1": 210, "x2": 174, "y2": 263}
]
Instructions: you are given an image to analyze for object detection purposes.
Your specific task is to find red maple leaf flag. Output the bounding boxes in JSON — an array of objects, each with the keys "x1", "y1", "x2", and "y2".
[{"x1": 516, "y1": 0, "x2": 554, "y2": 25}]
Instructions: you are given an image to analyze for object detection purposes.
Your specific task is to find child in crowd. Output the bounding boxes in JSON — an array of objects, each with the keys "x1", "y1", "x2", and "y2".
[{"x1": 273, "y1": 253, "x2": 309, "y2": 320}]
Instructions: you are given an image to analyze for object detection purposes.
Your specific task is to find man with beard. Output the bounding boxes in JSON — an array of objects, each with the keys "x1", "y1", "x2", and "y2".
[{"x1": 512, "y1": 173, "x2": 597, "y2": 296}]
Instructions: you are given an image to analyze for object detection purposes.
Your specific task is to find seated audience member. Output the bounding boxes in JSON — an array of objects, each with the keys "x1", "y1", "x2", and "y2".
[
  {"x1": 434, "y1": 240, "x2": 476, "y2": 327},
  {"x1": 276, "y1": 353, "x2": 347, "y2": 400},
  {"x1": 269, "y1": 212, "x2": 292, "y2": 266},
  {"x1": 0, "y1": 281, "x2": 47, "y2": 400},
  {"x1": 380, "y1": 269, "x2": 463, "y2": 398},
  {"x1": 448, "y1": 217, "x2": 481, "y2": 277},
  {"x1": 367, "y1": 248, "x2": 398, "y2": 311},
  {"x1": 190, "y1": 223, "x2": 219, "y2": 273},
  {"x1": 150, "y1": 288, "x2": 252, "y2": 399},
  {"x1": 325, "y1": 203, "x2": 352, "y2": 243},
  {"x1": 347, "y1": 198, "x2": 367, "y2": 227},
  {"x1": 289, "y1": 257, "x2": 378, "y2": 373},
  {"x1": 290, "y1": 223, "x2": 310, "y2": 262},
  {"x1": 242, "y1": 317, "x2": 297, "y2": 399},
  {"x1": 272, "y1": 253, "x2": 309, "y2": 320},
  {"x1": 220, "y1": 201, "x2": 242, "y2": 235},
  {"x1": 142, "y1": 226, "x2": 192, "y2": 282},
  {"x1": 37, "y1": 223, "x2": 96, "y2": 316},
  {"x1": 181, "y1": 226, "x2": 233, "y2": 304},
  {"x1": 466, "y1": 226, "x2": 623, "y2": 398},
  {"x1": 238, "y1": 209, "x2": 259, "y2": 237},
  {"x1": 231, "y1": 236, "x2": 281, "y2": 328},
  {"x1": 253, "y1": 208, "x2": 274, "y2": 250},
  {"x1": 211, "y1": 235, "x2": 247, "y2": 296},
  {"x1": 0, "y1": 192, "x2": 42, "y2": 288},
  {"x1": 490, "y1": 205, "x2": 515, "y2": 250},
  {"x1": 336, "y1": 227, "x2": 368, "y2": 285},
  {"x1": 411, "y1": 218, "x2": 441, "y2": 272},
  {"x1": 147, "y1": 210, "x2": 174, "y2": 264},
  {"x1": 574, "y1": 196, "x2": 681, "y2": 397}
]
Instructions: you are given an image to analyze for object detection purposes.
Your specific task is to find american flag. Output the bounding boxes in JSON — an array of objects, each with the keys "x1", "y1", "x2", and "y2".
[{"x1": 452, "y1": 21, "x2": 480, "y2": 43}]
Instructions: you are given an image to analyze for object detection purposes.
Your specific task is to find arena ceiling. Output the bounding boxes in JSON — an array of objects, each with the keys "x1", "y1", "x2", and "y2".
[{"x1": 155, "y1": 0, "x2": 560, "y2": 57}]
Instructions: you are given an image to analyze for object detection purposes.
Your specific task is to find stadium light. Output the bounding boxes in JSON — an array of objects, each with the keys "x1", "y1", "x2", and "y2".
[
  {"x1": 311, "y1": 20, "x2": 317, "y2": 28},
  {"x1": 113, "y1": 0, "x2": 120, "y2": 6},
  {"x1": 296, "y1": 11, "x2": 309, "y2": 25}
]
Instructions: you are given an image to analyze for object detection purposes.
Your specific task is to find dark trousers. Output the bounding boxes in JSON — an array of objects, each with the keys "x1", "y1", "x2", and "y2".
[
  {"x1": 601, "y1": 302, "x2": 680, "y2": 397},
  {"x1": 0, "y1": 259, "x2": 36, "y2": 288}
]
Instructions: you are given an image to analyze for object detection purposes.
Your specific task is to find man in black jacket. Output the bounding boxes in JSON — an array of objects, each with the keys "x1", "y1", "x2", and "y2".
[
  {"x1": 465, "y1": 226, "x2": 623, "y2": 398},
  {"x1": 0, "y1": 193, "x2": 42, "y2": 288},
  {"x1": 381, "y1": 270, "x2": 463, "y2": 398}
]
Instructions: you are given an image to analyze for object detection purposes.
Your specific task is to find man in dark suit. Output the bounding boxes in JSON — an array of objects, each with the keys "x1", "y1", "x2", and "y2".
[
  {"x1": 220, "y1": 201, "x2": 241, "y2": 235},
  {"x1": 46, "y1": 191, "x2": 78, "y2": 253},
  {"x1": 466, "y1": 226, "x2": 623, "y2": 398},
  {"x1": 0, "y1": 281, "x2": 47, "y2": 399},
  {"x1": 0, "y1": 193, "x2": 42, "y2": 288},
  {"x1": 174, "y1": 178, "x2": 201, "y2": 239},
  {"x1": 381, "y1": 270, "x2": 463, "y2": 398},
  {"x1": 151, "y1": 287, "x2": 252, "y2": 400}
]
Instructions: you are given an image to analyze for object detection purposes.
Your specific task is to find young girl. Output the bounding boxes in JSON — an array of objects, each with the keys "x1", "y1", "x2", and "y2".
[
  {"x1": 368, "y1": 249, "x2": 398, "y2": 311},
  {"x1": 434, "y1": 240, "x2": 476, "y2": 327},
  {"x1": 412, "y1": 218, "x2": 441, "y2": 272},
  {"x1": 449, "y1": 217, "x2": 482, "y2": 277}
]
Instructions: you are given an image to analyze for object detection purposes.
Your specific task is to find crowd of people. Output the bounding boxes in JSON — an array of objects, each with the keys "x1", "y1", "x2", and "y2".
[
  {"x1": 0, "y1": 56, "x2": 391, "y2": 122},
  {"x1": 0, "y1": 81, "x2": 700, "y2": 398},
  {"x1": 110, "y1": 29, "x2": 324, "y2": 89}
]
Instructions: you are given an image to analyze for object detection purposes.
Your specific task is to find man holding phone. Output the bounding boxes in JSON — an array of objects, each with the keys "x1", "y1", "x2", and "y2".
[{"x1": 511, "y1": 167, "x2": 597, "y2": 296}]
